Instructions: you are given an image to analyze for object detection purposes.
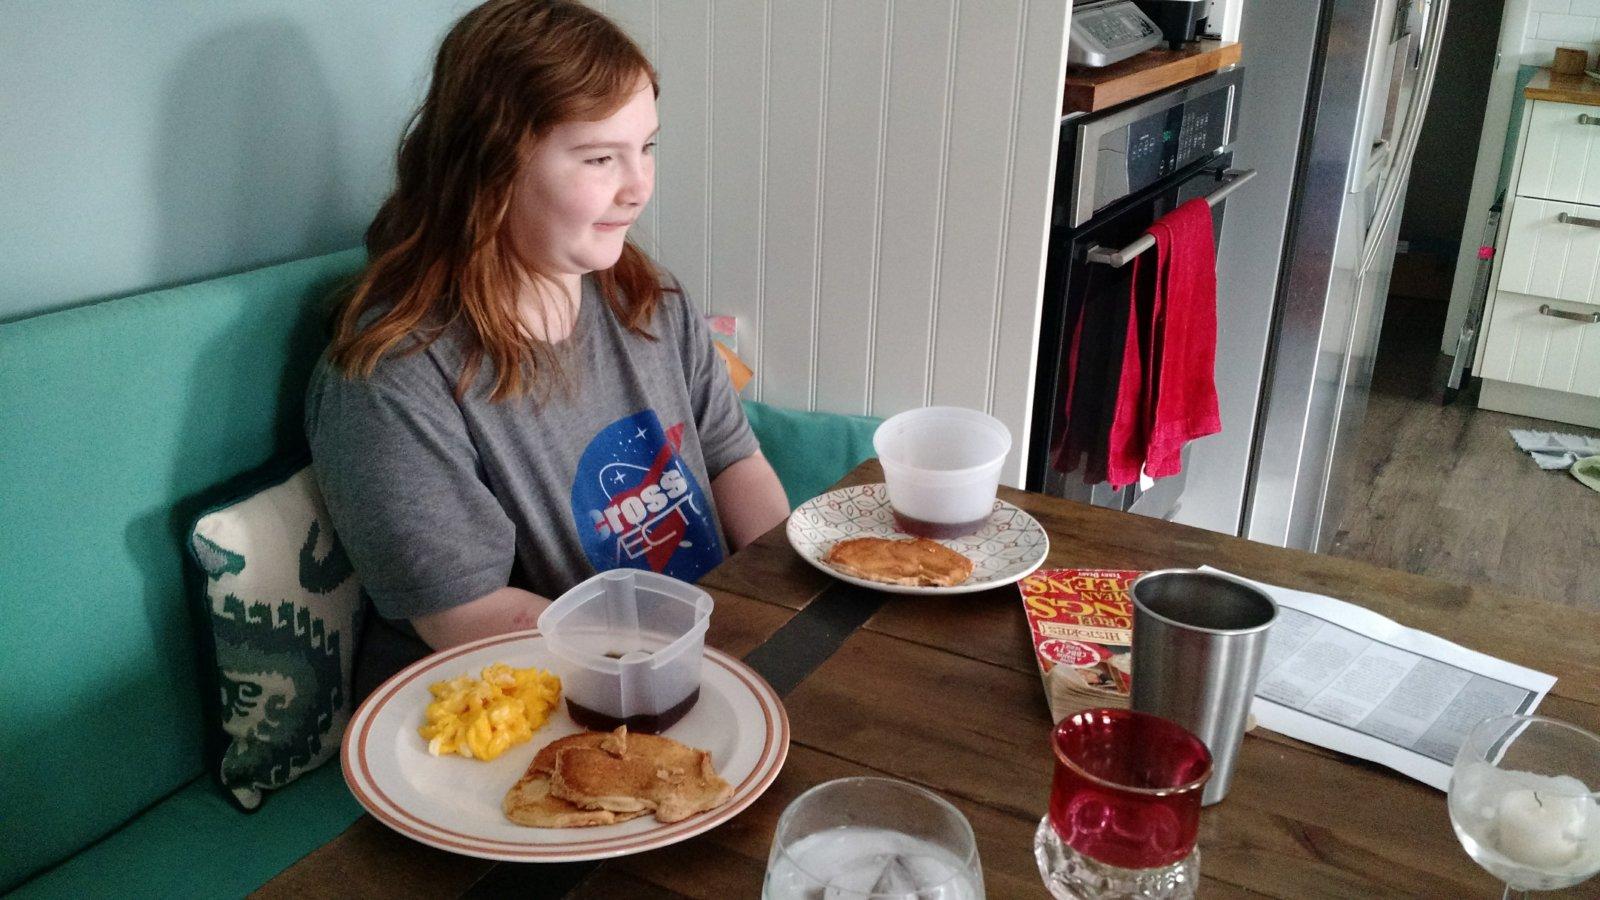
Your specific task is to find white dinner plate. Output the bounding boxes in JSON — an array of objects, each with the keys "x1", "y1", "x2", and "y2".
[
  {"x1": 341, "y1": 629, "x2": 789, "y2": 862},
  {"x1": 786, "y1": 483, "x2": 1050, "y2": 596}
]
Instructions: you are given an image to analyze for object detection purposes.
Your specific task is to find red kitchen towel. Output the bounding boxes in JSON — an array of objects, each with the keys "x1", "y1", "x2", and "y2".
[
  {"x1": 1106, "y1": 197, "x2": 1221, "y2": 486},
  {"x1": 1145, "y1": 198, "x2": 1221, "y2": 476},
  {"x1": 1105, "y1": 265, "x2": 1151, "y2": 487}
]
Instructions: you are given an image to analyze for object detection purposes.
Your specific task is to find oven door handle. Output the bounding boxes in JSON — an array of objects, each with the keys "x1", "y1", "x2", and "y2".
[{"x1": 1084, "y1": 168, "x2": 1259, "y2": 268}]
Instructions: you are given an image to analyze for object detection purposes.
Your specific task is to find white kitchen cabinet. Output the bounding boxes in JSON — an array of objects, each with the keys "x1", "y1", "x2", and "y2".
[
  {"x1": 1475, "y1": 97, "x2": 1600, "y2": 428},
  {"x1": 1498, "y1": 198, "x2": 1600, "y2": 305},
  {"x1": 1477, "y1": 290, "x2": 1600, "y2": 398},
  {"x1": 1515, "y1": 100, "x2": 1600, "y2": 207}
]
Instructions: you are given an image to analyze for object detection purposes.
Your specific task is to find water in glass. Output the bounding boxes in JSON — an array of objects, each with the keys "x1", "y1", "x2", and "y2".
[
  {"x1": 763, "y1": 777, "x2": 983, "y2": 900},
  {"x1": 762, "y1": 826, "x2": 981, "y2": 899}
]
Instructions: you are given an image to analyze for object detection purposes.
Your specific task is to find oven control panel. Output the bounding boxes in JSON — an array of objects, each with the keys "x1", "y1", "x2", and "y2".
[
  {"x1": 1060, "y1": 66, "x2": 1242, "y2": 229},
  {"x1": 1123, "y1": 86, "x2": 1231, "y2": 191}
]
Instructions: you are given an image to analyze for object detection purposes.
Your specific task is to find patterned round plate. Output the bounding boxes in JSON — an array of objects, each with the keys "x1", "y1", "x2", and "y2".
[{"x1": 786, "y1": 483, "x2": 1049, "y2": 595}]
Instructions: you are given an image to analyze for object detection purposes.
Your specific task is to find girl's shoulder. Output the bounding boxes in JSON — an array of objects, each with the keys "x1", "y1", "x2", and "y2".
[
  {"x1": 641, "y1": 267, "x2": 697, "y2": 334},
  {"x1": 314, "y1": 304, "x2": 466, "y2": 399}
]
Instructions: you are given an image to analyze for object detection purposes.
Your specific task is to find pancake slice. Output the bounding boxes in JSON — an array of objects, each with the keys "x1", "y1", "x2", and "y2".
[
  {"x1": 502, "y1": 770, "x2": 647, "y2": 828},
  {"x1": 823, "y1": 537, "x2": 974, "y2": 587},
  {"x1": 549, "y1": 730, "x2": 733, "y2": 824},
  {"x1": 505, "y1": 727, "x2": 732, "y2": 827},
  {"x1": 503, "y1": 730, "x2": 648, "y2": 828}
]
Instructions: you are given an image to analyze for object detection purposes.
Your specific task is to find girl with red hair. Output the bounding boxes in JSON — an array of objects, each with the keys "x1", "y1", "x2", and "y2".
[{"x1": 306, "y1": 0, "x2": 788, "y2": 682}]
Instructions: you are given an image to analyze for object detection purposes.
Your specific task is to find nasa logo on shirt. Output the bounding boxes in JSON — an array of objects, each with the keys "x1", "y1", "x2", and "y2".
[{"x1": 570, "y1": 409, "x2": 723, "y2": 581}]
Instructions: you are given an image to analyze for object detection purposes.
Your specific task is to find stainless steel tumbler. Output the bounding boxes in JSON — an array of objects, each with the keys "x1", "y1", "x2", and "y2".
[{"x1": 1130, "y1": 569, "x2": 1278, "y2": 806}]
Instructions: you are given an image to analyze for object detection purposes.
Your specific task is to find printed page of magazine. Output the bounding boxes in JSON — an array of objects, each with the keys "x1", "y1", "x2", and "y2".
[{"x1": 1203, "y1": 567, "x2": 1558, "y2": 791}]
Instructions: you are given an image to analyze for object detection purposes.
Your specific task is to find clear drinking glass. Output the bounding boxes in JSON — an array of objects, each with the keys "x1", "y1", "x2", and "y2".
[
  {"x1": 1447, "y1": 714, "x2": 1600, "y2": 898},
  {"x1": 1034, "y1": 708, "x2": 1212, "y2": 899},
  {"x1": 763, "y1": 777, "x2": 984, "y2": 899}
]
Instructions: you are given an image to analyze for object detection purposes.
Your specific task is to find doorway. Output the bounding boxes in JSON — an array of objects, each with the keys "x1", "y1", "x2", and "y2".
[{"x1": 1325, "y1": 0, "x2": 1600, "y2": 612}]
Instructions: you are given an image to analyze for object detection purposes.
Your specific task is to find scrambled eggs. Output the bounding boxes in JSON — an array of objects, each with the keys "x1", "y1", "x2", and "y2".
[{"x1": 418, "y1": 663, "x2": 562, "y2": 761}]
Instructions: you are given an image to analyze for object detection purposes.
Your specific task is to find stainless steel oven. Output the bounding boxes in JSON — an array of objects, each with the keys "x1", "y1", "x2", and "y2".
[{"x1": 1026, "y1": 67, "x2": 1252, "y2": 518}]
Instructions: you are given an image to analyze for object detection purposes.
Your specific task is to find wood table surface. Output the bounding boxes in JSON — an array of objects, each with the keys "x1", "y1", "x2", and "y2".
[{"x1": 257, "y1": 461, "x2": 1600, "y2": 899}]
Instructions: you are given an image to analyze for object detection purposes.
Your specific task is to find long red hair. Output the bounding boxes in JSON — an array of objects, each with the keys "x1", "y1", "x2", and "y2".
[{"x1": 329, "y1": 0, "x2": 667, "y2": 402}]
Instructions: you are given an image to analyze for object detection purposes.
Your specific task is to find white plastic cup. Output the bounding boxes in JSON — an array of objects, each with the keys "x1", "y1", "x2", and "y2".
[{"x1": 873, "y1": 406, "x2": 1012, "y2": 538}]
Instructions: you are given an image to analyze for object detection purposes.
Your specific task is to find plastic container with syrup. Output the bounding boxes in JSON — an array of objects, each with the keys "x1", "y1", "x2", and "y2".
[{"x1": 537, "y1": 569, "x2": 713, "y2": 734}]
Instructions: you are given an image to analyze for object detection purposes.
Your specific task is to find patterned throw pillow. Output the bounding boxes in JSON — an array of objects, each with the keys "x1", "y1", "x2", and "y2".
[{"x1": 187, "y1": 465, "x2": 363, "y2": 811}]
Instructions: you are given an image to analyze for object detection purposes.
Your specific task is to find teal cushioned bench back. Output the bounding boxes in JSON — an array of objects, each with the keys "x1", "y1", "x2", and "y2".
[
  {"x1": 740, "y1": 401, "x2": 880, "y2": 509},
  {"x1": 0, "y1": 249, "x2": 365, "y2": 892}
]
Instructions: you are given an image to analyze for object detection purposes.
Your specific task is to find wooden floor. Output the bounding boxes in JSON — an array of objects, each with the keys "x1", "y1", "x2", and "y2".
[{"x1": 1324, "y1": 294, "x2": 1600, "y2": 612}]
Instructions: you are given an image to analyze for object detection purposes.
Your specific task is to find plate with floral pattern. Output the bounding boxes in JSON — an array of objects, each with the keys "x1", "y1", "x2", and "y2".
[{"x1": 786, "y1": 483, "x2": 1049, "y2": 595}]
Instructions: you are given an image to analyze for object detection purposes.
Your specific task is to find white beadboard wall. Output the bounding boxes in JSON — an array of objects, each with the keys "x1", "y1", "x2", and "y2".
[
  {"x1": 596, "y1": 0, "x2": 1070, "y2": 485},
  {"x1": 1521, "y1": 0, "x2": 1600, "y2": 63}
]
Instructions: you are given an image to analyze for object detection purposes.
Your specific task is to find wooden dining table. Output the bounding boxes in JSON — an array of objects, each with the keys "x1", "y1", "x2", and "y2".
[{"x1": 257, "y1": 460, "x2": 1600, "y2": 899}]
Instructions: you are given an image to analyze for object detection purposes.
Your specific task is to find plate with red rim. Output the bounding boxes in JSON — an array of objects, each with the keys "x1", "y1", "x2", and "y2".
[
  {"x1": 786, "y1": 483, "x2": 1050, "y2": 596},
  {"x1": 341, "y1": 628, "x2": 789, "y2": 862}
]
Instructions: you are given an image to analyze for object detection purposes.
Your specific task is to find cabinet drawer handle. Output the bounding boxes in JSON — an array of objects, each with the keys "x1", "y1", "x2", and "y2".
[
  {"x1": 1580, "y1": 114, "x2": 1600, "y2": 125},
  {"x1": 1539, "y1": 304, "x2": 1600, "y2": 323},
  {"x1": 1557, "y1": 212, "x2": 1600, "y2": 228}
]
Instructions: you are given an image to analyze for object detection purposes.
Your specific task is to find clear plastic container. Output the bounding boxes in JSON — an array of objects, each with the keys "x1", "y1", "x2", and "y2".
[
  {"x1": 874, "y1": 406, "x2": 1012, "y2": 538},
  {"x1": 537, "y1": 569, "x2": 713, "y2": 734}
]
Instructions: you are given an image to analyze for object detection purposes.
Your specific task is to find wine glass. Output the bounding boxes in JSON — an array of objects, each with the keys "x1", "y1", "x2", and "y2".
[
  {"x1": 1447, "y1": 714, "x2": 1600, "y2": 898},
  {"x1": 762, "y1": 777, "x2": 984, "y2": 899}
]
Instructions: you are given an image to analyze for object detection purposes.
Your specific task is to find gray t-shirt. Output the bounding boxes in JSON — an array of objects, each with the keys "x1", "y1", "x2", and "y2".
[{"x1": 304, "y1": 275, "x2": 758, "y2": 622}]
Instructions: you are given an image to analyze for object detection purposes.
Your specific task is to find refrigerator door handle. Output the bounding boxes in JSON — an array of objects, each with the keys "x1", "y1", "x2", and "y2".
[
  {"x1": 1084, "y1": 168, "x2": 1259, "y2": 267},
  {"x1": 1358, "y1": 0, "x2": 1449, "y2": 271}
]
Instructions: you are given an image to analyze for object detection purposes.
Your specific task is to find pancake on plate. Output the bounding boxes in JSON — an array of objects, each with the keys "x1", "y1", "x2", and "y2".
[
  {"x1": 503, "y1": 730, "x2": 647, "y2": 827},
  {"x1": 823, "y1": 537, "x2": 974, "y2": 587},
  {"x1": 504, "y1": 727, "x2": 732, "y2": 827},
  {"x1": 550, "y1": 728, "x2": 732, "y2": 824}
]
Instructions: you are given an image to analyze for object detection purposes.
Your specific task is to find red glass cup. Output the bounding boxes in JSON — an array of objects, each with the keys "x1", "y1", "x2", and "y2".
[{"x1": 1047, "y1": 708, "x2": 1212, "y2": 870}]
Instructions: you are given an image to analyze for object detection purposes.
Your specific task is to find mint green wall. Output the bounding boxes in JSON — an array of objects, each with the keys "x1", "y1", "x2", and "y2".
[{"x1": 0, "y1": 1, "x2": 474, "y2": 324}]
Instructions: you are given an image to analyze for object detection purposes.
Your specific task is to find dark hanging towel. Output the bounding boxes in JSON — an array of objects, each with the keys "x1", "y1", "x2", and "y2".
[{"x1": 1050, "y1": 261, "x2": 1134, "y2": 484}]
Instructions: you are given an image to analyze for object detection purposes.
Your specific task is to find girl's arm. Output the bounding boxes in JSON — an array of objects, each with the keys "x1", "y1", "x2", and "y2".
[
  {"x1": 711, "y1": 451, "x2": 790, "y2": 551},
  {"x1": 410, "y1": 452, "x2": 784, "y2": 650},
  {"x1": 411, "y1": 586, "x2": 553, "y2": 650}
]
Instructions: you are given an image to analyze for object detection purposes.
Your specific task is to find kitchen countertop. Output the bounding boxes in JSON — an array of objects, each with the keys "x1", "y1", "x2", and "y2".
[{"x1": 1524, "y1": 67, "x2": 1600, "y2": 106}]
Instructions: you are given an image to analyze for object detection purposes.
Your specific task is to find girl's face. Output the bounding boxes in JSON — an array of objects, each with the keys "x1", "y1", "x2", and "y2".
[{"x1": 507, "y1": 77, "x2": 658, "y2": 287}]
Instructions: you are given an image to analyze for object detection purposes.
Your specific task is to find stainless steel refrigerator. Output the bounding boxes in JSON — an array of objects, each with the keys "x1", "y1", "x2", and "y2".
[{"x1": 1170, "y1": 0, "x2": 1447, "y2": 549}]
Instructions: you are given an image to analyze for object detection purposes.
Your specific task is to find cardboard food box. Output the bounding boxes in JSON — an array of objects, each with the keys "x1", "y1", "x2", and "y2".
[{"x1": 1019, "y1": 568, "x2": 1140, "y2": 722}]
